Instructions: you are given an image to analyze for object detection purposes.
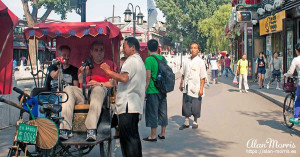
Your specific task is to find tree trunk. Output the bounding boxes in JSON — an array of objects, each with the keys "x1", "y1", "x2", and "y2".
[{"x1": 26, "y1": 17, "x2": 38, "y2": 66}]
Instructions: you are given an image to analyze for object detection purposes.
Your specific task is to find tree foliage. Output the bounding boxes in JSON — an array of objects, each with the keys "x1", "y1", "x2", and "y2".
[
  {"x1": 198, "y1": 4, "x2": 232, "y2": 53},
  {"x1": 155, "y1": 0, "x2": 230, "y2": 52},
  {"x1": 21, "y1": 0, "x2": 72, "y2": 26},
  {"x1": 20, "y1": 0, "x2": 73, "y2": 65}
]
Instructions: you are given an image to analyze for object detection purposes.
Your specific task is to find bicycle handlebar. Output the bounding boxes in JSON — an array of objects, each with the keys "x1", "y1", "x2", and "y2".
[{"x1": 13, "y1": 87, "x2": 43, "y2": 105}]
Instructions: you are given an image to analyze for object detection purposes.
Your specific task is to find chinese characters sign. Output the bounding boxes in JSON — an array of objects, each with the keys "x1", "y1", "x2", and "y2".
[
  {"x1": 16, "y1": 123, "x2": 37, "y2": 144},
  {"x1": 259, "y1": 11, "x2": 285, "y2": 36}
]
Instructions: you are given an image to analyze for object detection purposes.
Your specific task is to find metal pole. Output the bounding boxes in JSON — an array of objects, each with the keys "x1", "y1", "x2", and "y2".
[
  {"x1": 81, "y1": 0, "x2": 86, "y2": 22},
  {"x1": 133, "y1": 11, "x2": 136, "y2": 38}
]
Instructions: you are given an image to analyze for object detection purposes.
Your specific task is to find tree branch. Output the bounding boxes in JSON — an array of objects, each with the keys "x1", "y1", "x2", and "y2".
[
  {"x1": 40, "y1": 3, "x2": 54, "y2": 23},
  {"x1": 21, "y1": 0, "x2": 35, "y2": 26},
  {"x1": 32, "y1": 0, "x2": 38, "y2": 21}
]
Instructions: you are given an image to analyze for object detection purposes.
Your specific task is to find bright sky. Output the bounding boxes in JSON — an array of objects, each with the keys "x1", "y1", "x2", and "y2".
[{"x1": 2, "y1": 0, "x2": 164, "y2": 22}]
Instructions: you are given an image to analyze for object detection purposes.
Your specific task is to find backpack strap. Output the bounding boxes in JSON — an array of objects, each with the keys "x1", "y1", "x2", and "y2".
[{"x1": 150, "y1": 55, "x2": 164, "y2": 82}]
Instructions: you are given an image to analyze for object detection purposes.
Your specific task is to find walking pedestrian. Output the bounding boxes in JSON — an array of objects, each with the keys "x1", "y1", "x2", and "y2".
[
  {"x1": 101, "y1": 37, "x2": 146, "y2": 157},
  {"x1": 219, "y1": 56, "x2": 224, "y2": 76},
  {"x1": 267, "y1": 52, "x2": 283, "y2": 90},
  {"x1": 223, "y1": 54, "x2": 235, "y2": 77},
  {"x1": 284, "y1": 43, "x2": 300, "y2": 124},
  {"x1": 143, "y1": 39, "x2": 168, "y2": 142},
  {"x1": 255, "y1": 52, "x2": 267, "y2": 89},
  {"x1": 179, "y1": 43, "x2": 207, "y2": 130},
  {"x1": 236, "y1": 54, "x2": 249, "y2": 93},
  {"x1": 210, "y1": 53, "x2": 219, "y2": 84}
]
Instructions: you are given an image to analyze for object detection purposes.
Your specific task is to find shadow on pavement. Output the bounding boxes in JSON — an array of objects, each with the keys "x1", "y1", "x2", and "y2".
[
  {"x1": 237, "y1": 110, "x2": 300, "y2": 137},
  {"x1": 228, "y1": 89, "x2": 240, "y2": 92},
  {"x1": 141, "y1": 116, "x2": 235, "y2": 157}
]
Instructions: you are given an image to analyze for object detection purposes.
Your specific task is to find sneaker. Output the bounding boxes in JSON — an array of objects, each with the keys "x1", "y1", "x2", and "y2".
[
  {"x1": 192, "y1": 122, "x2": 198, "y2": 129},
  {"x1": 86, "y1": 129, "x2": 97, "y2": 141},
  {"x1": 276, "y1": 87, "x2": 282, "y2": 90},
  {"x1": 245, "y1": 90, "x2": 248, "y2": 93},
  {"x1": 239, "y1": 90, "x2": 242, "y2": 93},
  {"x1": 59, "y1": 130, "x2": 72, "y2": 140},
  {"x1": 267, "y1": 84, "x2": 269, "y2": 89},
  {"x1": 289, "y1": 118, "x2": 299, "y2": 125}
]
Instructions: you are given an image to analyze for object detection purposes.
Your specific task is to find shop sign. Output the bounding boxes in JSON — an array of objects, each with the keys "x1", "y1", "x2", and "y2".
[
  {"x1": 237, "y1": 11, "x2": 252, "y2": 22},
  {"x1": 259, "y1": 11, "x2": 286, "y2": 36}
]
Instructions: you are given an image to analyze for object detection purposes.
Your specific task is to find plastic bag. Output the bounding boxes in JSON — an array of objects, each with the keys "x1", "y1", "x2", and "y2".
[{"x1": 233, "y1": 76, "x2": 238, "y2": 85}]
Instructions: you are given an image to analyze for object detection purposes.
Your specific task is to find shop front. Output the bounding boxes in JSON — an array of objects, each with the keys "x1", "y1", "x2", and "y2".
[{"x1": 259, "y1": 10, "x2": 285, "y2": 71}]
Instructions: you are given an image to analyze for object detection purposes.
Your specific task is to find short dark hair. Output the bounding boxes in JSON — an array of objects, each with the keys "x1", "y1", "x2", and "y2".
[
  {"x1": 90, "y1": 40, "x2": 104, "y2": 50},
  {"x1": 226, "y1": 54, "x2": 229, "y2": 57},
  {"x1": 259, "y1": 52, "x2": 264, "y2": 55},
  {"x1": 125, "y1": 37, "x2": 140, "y2": 52},
  {"x1": 58, "y1": 45, "x2": 71, "y2": 55},
  {"x1": 296, "y1": 43, "x2": 300, "y2": 52},
  {"x1": 147, "y1": 39, "x2": 158, "y2": 52},
  {"x1": 212, "y1": 53, "x2": 215, "y2": 57},
  {"x1": 190, "y1": 42, "x2": 199, "y2": 49}
]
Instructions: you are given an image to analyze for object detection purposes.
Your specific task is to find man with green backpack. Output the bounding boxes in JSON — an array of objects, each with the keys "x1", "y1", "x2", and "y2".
[{"x1": 143, "y1": 39, "x2": 175, "y2": 142}]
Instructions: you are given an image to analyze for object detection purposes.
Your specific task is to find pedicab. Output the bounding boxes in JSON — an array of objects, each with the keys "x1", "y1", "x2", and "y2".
[{"x1": 0, "y1": 21, "x2": 122, "y2": 157}]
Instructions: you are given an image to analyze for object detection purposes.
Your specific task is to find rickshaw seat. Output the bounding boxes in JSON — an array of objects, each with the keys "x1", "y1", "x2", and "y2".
[{"x1": 74, "y1": 104, "x2": 90, "y2": 110}]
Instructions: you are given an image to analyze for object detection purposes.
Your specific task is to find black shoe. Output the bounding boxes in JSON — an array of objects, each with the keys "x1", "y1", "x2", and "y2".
[
  {"x1": 179, "y1": 124, "x2": 189, "y2": 130},
  {"x1": 59, "y1": 129, "x2": 72, "y2": 140},
  {"x1": 143, "y1": 137, "x2": 157, "y2": 142},
  {"x1": 86, "y1": 129, "x2": 97, "y2": 141},
  {"x1": 158, "y1": 135, "x2": 165, "y2": 139}
]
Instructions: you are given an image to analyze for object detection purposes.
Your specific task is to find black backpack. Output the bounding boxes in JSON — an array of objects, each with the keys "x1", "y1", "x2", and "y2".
[{"x1": 151, "y1": 55, "x2": 175, "y2": 94}]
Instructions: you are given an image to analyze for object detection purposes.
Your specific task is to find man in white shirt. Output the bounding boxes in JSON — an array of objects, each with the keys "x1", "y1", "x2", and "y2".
[
  {"x1": 100, "y1": 37, "x2": 146, "y2": 157},
  {"x1": 179, "y1": 43, "x2": 207, "y2": 130},
  {"x1": 210, "y1": 53, "x2": 219, "y2": 84}
]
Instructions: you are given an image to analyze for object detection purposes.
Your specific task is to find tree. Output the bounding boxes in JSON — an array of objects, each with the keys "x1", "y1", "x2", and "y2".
[
  {"x1": 21, "y1": 0, "x2": 72, "y2": 65},
  {"x1": 198, "y1": 4, "x2": 232, "y2": 53},
  {"x1": 155, "y1": 0, "x2": 229, "y2": 52}
]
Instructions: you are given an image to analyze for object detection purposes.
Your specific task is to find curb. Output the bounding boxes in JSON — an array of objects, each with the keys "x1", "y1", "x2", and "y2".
[{"x1": 249, "y1": 89, "x2": 284, "y2": 108}]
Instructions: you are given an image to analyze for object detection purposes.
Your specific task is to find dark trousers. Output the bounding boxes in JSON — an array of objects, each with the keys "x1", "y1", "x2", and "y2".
[{"x1": 118, "y1": 112, "x2": 142, "y2": 157}]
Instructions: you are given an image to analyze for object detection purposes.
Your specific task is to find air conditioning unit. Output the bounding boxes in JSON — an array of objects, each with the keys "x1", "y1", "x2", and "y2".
[
  {"x1": 274, "y1": 0, "x2": 285, "y2": 8},
  {"x1": 264, "y1": 4, "x2": 274, "y2": 12},
  {"x1": 257, "y1": 8, "x2": 265, "y2": 15}
]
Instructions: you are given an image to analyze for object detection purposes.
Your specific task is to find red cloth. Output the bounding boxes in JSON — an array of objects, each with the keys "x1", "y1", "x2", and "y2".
[{"x1": 0, "y1": 1, "x2": 18, "y2": 95}]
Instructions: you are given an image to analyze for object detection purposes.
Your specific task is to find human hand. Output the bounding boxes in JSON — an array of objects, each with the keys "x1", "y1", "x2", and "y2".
[
  {"x1": 87, "y1": 80, "x2": 100, "y2": 88},
  {"x1": 198, "y1": 90, "x2": 204, "y2": 97},
  {"x1": 179, "y1": 84, "x2": 183, "y2": 92},
  {"x1": 100, "y1": 63, "x2": 111, "y2": 74},
  {"x1": 79, "y1": 66, "x2": 89, "y2": 74}
]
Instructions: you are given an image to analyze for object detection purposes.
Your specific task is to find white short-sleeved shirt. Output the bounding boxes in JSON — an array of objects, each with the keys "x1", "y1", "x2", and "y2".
[
  {"x1": 115, "y1": 53, "x2": 146, "y2": 115},
  {"x1": 210, "y1": 57, "x2": 218, "y2": 70},
  {"x1": 180, "y1": 56, "x2": 207, "y2": 98}
]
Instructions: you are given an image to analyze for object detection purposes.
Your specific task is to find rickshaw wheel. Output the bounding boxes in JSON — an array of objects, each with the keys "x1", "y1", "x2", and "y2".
[{"x1": 99, "y1": 139, "x2": 112, "y2": 157}]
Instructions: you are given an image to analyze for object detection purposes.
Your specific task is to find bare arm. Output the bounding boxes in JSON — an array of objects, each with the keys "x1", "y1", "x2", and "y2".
[
  {"x1": 50, "y1": 70, "x2": 59, "y2": 80},
  {"x1": 179, "y1": 75, "x2": 184, "y2": 91},
  {"x1": 73, "y1": 80, "x2": 79, "y2": 87},
  {"x1": 106, "y1": 71, "x2": 129, "y2": 83},
  {"x1": 146, "y1": 70, "x2": 151, "y2": 90},
  {"x1": 198, "y1": 78, "x2": 205, "y2": 96}
]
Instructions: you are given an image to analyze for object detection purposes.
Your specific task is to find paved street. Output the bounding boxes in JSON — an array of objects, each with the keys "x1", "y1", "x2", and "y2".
[{"x1": 1, "y1": 76, "x2": 300, "y2": 157}]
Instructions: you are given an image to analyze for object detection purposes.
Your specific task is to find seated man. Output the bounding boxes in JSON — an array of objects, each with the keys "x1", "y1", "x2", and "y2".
[
  {"x1": 46, "y1": 45, "x2": 79, "y2": 91},
  {"x1": 59, "y1": 40, "x2": 114, "y2": 141}
]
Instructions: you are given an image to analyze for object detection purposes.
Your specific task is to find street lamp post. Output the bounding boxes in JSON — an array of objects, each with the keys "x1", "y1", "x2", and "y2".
[
  {"x1": 70, "y1": 0, "x2": 87, "y2": 22},
  {"x1": 80, "y1": 0, "x2": 86, "y2": 22},
  {"x1": 180, "y1": 35, "x2": 183, "y2": 68},
  {"x1": 124, "y1": 3, "x2": 144, "y2": 38}
]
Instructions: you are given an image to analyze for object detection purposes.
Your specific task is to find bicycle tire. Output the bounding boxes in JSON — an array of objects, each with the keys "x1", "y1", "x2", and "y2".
[{"x1": 283, "y1": 93, "x2": 295, "y2": 128}]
